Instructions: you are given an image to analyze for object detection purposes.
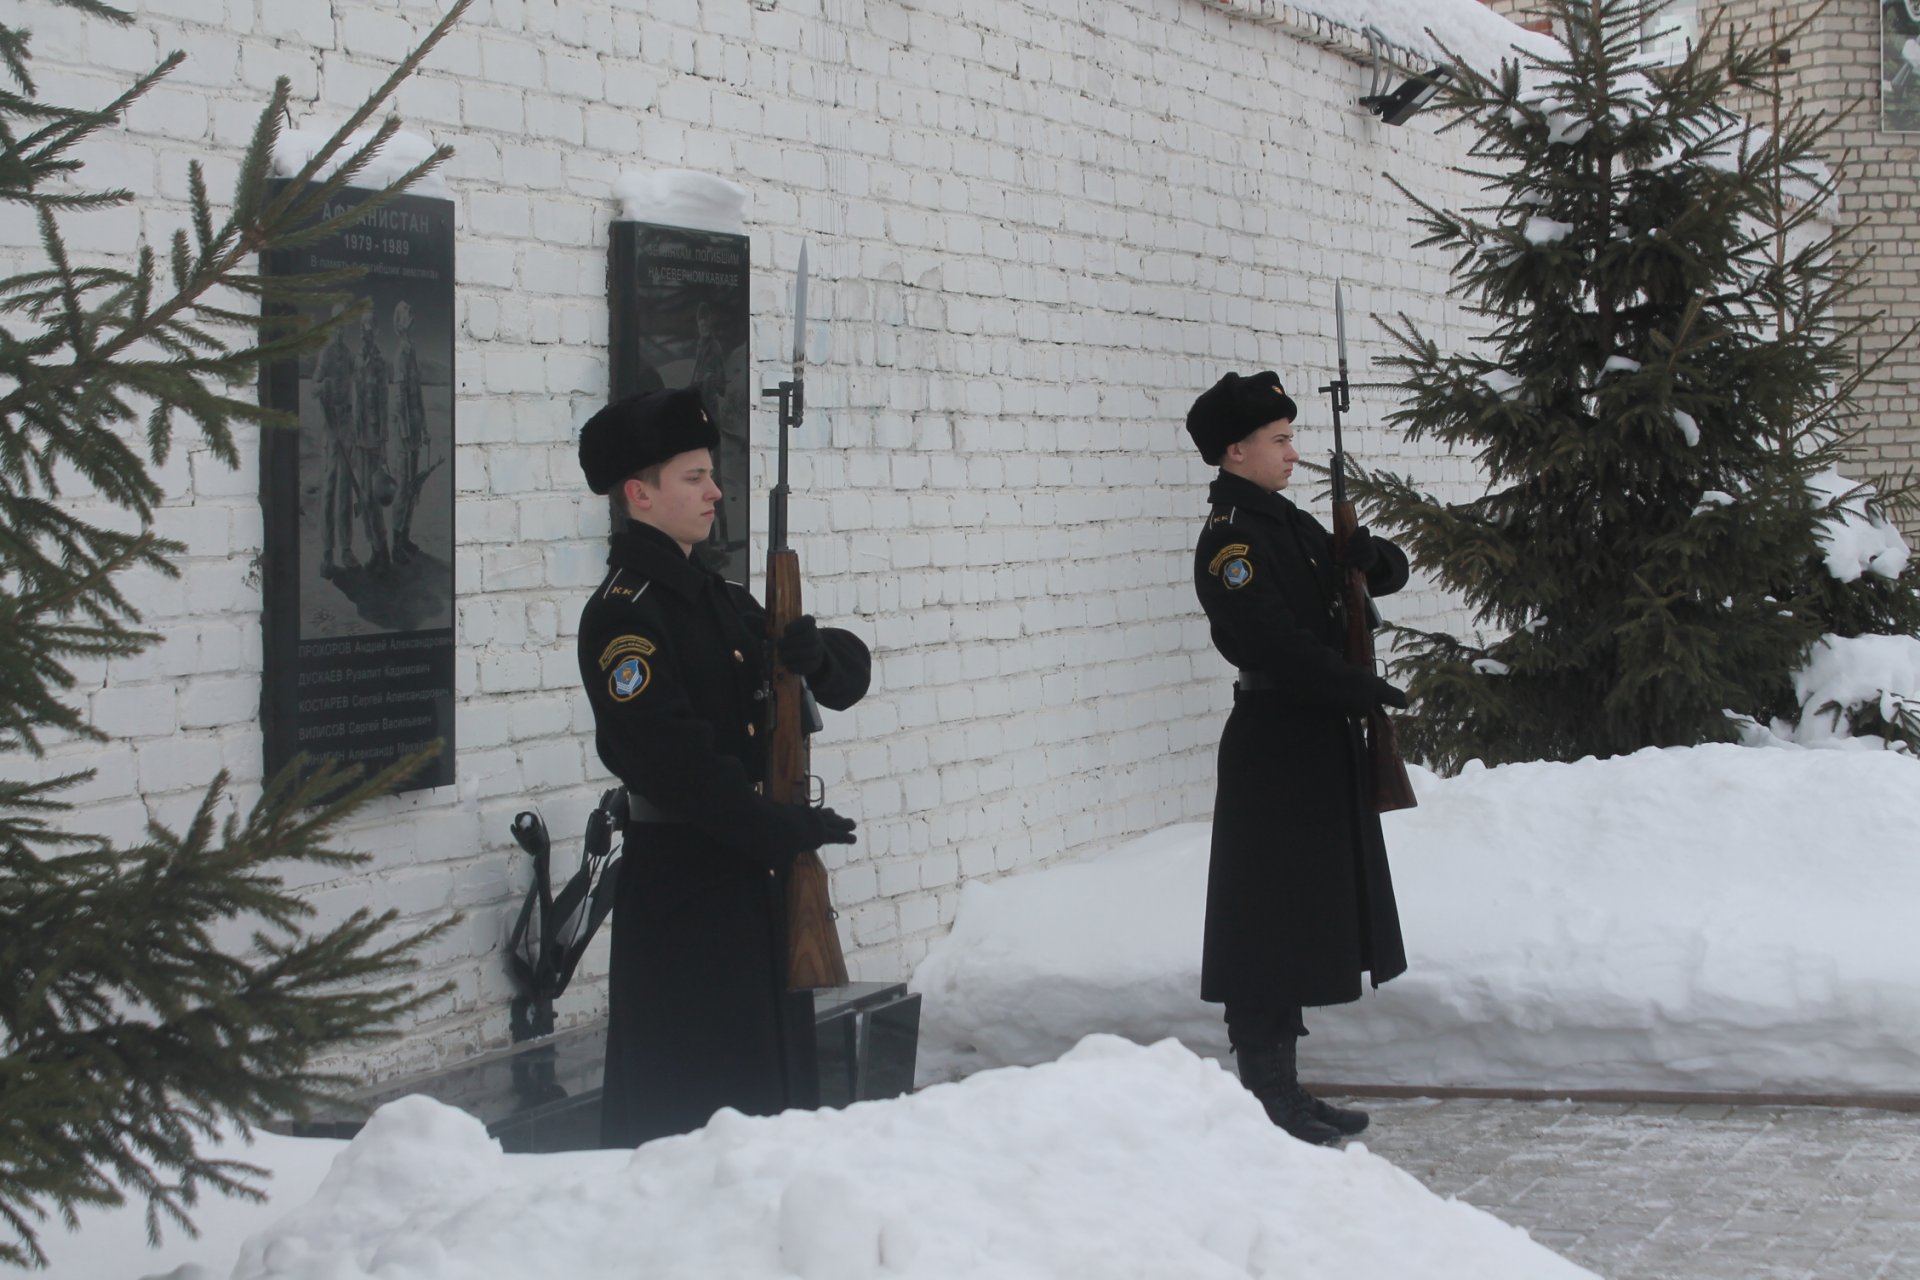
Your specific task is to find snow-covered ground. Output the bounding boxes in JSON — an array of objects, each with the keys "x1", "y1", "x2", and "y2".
[
  {"x1": 49, "y1": 738, "x2": 1916, "y2": 1279},
  {"x1": 913, "y1": 743, "x2": 1920, "y2": 1096},
  {"x1": 243, "y1": 1039, "x2": 1599, "y2": 1280},
  {"x1": 34, "y1": 1127, "x2": 343, "y2": 1280},
  {"x1": 52, "y1": 1039, "x2": 1594, "y2": 1280}
]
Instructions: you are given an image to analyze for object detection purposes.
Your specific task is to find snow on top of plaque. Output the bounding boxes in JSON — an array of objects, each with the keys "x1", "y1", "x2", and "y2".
[
  {"x1": 272, "y1": 125, "x2": 450, "y2": 197},
  {"x1": 612, "y1": 170, "x2": 748, "y2": 235}
]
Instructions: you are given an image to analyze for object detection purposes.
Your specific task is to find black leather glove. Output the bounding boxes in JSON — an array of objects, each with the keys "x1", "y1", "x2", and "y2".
[
  {"x1": 807, "y1": 805, "x2": 858, "y2": 846},
  {"x1": 777, "y1": 616, "x2": 828, "y2": 677},
  {"x1": 1375, "y1": 679, "x2": 1409, "y2": 710},
  {"x1": 1340, "y1": 526, "x2": 1382, "y2": 573}
]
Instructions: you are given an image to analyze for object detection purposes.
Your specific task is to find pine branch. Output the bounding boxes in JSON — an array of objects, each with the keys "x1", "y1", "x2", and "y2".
[
  {"x1": 0, "y1": 750, "x2": 455, "y2": 1267},
  {"x1": 0, "y1": 0, "x2": 473, "y2": 1265}
]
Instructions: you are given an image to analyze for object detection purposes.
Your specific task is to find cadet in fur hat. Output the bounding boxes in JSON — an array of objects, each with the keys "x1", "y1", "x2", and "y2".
[
  {"x1": 1187, "y1": 370, "x2": 1411, "y2": 1146},
  {"x1": 576, "y1": 386, "x2": 871, "y2": 1148}
]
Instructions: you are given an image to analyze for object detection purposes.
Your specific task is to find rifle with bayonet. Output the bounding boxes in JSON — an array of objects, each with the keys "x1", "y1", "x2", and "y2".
[
  {"x1": 1321, "y1": 281, "x2": 1419, "y2": 813},
  {"x1": 760, "y1": 242, "x2": 851, "y2": 990}
]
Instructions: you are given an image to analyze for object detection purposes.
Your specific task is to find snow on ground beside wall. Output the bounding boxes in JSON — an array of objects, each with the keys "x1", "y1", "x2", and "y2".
[
  {"x1": 913, "y1": 743, "x2": 1920, "y2": 1097},
  {"x1": 48, "y1": 741, "x2": 1920, "y2": 1279}
]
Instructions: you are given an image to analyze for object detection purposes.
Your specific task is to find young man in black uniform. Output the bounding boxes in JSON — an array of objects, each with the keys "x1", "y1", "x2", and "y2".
[
  {"x1": 1186, "y1": 370, "x2": 1411, "y2": 1146},
  {"x1": 576, "y1": 386, "x2": 870, "y2": 1148}
]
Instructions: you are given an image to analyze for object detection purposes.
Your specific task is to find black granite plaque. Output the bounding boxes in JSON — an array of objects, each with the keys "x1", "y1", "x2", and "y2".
[
  {"x1": 1887, "y1": 1, "x2": 1920, "y2": 133},
  {"x1": 608, "y1": 221, "x2": 751, "y2": 582},
  {"x1": 259, "y1": 183, "x2": 456, "y2": 792}
]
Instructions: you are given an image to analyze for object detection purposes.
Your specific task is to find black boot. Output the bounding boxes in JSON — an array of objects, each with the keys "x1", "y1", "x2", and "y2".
[
  {"x1": 1301, "y1": 1091, "x2": 1369, "y2": 1136},
  {"x1": 1235, "y1": 1039, "x2": 1342, "y2": 1146}
]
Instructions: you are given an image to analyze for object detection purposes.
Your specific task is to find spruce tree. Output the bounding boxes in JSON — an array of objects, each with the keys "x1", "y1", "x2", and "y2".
[
  {"x1": 0, "y1": 0, "x2": 470, "y2": 1266},
  {"x1": 1354, "y1": 0, "x2": 1920, "y2": 773}
]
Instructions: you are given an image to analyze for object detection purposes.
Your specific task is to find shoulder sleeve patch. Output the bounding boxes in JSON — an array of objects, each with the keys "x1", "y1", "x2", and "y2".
[
  {"x1": 1207, "y1": 543, "x2": 1251, "y2": 576},
  {"x1": 608, "y1": 654, "x2": 651, "y2": 702},
  {"x1": 597, "y1": 633, "x2": 657, "y2": 672}
]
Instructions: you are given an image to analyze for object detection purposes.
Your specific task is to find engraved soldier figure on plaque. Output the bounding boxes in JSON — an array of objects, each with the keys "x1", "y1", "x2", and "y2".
[
  {"x1": 317, "y1": 306, "x2": 359, "y2": 580},
  {"x1": 354, "y1": 314, "x2": 394, "y2": 575},
  {"x1": 391, "y1": 299, "x2": 427, "y2": 564}
]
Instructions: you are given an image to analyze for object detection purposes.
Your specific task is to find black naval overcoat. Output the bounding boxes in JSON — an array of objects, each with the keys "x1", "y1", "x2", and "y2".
[
  {"x1": 1193, "y1": 471, "x2": 1410, "y2": 1010},
  {"x1": 578, "y1": 522, "x2": 870, "y2": 1148}
]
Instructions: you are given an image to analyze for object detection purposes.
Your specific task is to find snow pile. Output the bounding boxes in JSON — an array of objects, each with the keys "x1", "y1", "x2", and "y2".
[
  {"x1": 1810, "y1": 468, "x2": 1912, "y2": 583},
  {"x1": 272, "y1": 127, "x2": 448, "y2": 197},
  {"x1": 612, "y1": 169, "x2": 748, "y2": 234},
  {"x1": 1783, "y1": 633, "x2": 1920, "y2": 747},
  {"x1": 914, "y1": 744, "x2": 1920, "y2": 1096},
  {"x1": 226, "y1": 1038, "x2": 1592, "y2": 1280}
]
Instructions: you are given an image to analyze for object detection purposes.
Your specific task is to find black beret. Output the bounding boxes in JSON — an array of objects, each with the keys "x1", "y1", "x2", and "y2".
[
  {"x1": 1185, "y1": 371, "x2": 1298, "y2": 464},
  {"x1": 578, "y1": 386, "x2": 718, "y2": 494}
]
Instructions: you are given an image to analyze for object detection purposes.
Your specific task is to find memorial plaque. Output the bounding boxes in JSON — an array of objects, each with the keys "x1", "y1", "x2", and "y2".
[
  {"x1": 608, "y1": 221, "x2": 751, "y2": 582},
  {"x1": 259, "y1": 183, "x2": 456, "y2": 792},
  {"x1": 1887, "y1": 0, "x2": 1920, "y2": 133}
]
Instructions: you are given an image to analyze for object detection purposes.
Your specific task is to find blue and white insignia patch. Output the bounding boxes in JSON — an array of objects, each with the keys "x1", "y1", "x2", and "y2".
[
  {"x1": 1222, "y1": 557, "x2": 1253, "y2": 590},
  {"x1": 610, "y1": 655, "x2": 650, "y2": 701}
]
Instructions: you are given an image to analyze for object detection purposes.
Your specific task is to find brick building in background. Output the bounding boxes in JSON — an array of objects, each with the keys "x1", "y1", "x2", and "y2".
[
  {"x1": 15, "y1": 0, "x2": 1903, "y2": 1093},
  {"x1": 1481, "y1": 0, "x2": 1920, "y2": 535},
  {"x1": 5, "y1": 0, "x2": 1519, "y2": 1084}
]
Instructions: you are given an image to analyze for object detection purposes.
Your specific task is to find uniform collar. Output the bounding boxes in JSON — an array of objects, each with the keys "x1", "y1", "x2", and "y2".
[
  {"x1": 608, "y1": 522, "x2": 711, "y2": 598},
  {"x1": 1208, "y1": 469, "x2": 1299, "y2": 523}
]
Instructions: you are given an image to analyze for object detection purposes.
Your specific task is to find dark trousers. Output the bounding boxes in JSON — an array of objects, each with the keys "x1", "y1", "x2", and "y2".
[{"x1": 1224, "y1": 1003, "x2": 1308, "y2": 1052}]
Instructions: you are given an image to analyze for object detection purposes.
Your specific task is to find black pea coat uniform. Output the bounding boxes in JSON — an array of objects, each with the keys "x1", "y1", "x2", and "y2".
[
  {"x1": 1193, "y1": 471, "x2": 1411, "y2": 1011},
  {"x1": 577, "y1": 522, "x2": 870, "y2": 1148}
]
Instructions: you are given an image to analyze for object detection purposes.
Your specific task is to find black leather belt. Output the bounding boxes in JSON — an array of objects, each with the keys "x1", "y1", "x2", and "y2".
[
  {"x1": 1235, "y1": 670, "x2": 1279, "y2": 691},
  {"x1": 626, "y1": 791, "x2": 683, "y2": 824}
]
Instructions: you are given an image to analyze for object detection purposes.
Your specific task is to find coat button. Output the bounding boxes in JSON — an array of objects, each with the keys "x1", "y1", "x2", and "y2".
[
  {"x1": 746, "y1": 723, "x2": 756, "y2": 737},
  {"x1": 733, "y1": 649, "x2": 744, "y2": 662}
]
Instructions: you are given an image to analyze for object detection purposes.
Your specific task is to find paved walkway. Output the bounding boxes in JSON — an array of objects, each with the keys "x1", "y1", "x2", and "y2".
[{"x1": 1349, "y1": 1097, "x2": 1920, "y2": 1279}]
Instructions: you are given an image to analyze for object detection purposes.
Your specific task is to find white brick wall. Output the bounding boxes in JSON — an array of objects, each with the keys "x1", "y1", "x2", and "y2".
[{"x1": 11, "y1": 0, "x2": 1494, "y2": 1083}]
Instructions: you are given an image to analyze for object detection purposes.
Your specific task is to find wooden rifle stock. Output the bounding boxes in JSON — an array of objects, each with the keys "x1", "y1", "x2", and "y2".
[
  {"x1": 1330, "y1": 499, "x2": 1420, "y2": 814},
  {"x1": 764, "y1": 546, "x2": 850, "y2": 990}
]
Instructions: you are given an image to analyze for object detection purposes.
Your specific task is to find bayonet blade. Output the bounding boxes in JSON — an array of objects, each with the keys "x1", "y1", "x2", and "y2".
[
  {"x1": 792, "y1": 241, "x2": 809, "y2": 370},
  {"x1": 1335, "y1": 279, "x2": 1349, "y2": 380}
]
